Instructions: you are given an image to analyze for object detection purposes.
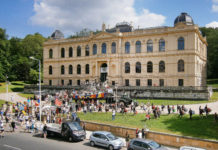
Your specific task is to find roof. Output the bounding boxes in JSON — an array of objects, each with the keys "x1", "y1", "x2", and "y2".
[
  {"x1": 174, "y1": 12, "x2": 194, "y2": 26},
  {"x1": 106, "y1": 22, "x2": 132, "y2": 33},
  {"x1": 130, "y1": 138, "x2": 153, "y2": 143},
  {"x1": 51, "y1": 30, "x2": 64, "y2": 40},
  {"x1": 92, "y1": 131, "x2": 111, "y2": 135}
]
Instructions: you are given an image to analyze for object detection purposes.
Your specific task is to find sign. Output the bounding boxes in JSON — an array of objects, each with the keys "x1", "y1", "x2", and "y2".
[{"x1": 100, "y1": 67, "x2": 107, "y2": 73}]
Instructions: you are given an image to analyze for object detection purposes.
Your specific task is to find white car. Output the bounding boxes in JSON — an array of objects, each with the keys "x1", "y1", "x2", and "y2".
[{"x1": 180, "y1": 146, "x2": 206, "y2": 150}]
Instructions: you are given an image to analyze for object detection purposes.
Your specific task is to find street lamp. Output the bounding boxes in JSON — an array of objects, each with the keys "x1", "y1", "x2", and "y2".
[
  {"x1": 6, "y1": 75, "x2": 8, "y2": 102},
  {"x1": 29, "y1": 56, "x2": 42, "y2": 122},
  {"x1": 115, "y1": 83, "x2": 118, "y2": 111}
]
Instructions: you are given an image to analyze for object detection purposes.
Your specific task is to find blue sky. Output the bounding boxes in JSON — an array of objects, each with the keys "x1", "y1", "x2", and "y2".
[{"x1": 0, "y1": 0, "x2": 217, "y2": 38}]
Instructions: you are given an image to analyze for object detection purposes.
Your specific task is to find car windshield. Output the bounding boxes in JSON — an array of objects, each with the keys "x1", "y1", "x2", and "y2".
[
  {"x1": 148, "y1": 141, "x2": 160, "y2": 149},
  {"x1": 106, "y1": 133, "x2": 118, "y2": 140},
  {"x1": 68, "y1": 122, "x2": 83, "y2": 130}
]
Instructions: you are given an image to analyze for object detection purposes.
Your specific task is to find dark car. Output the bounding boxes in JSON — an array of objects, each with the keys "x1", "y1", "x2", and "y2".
[
  {"x1": 61, "y1": 121, "x2": 86, "y2": 142},
  {"x1": 128, "y1": 138, "x2": 167, "y2": 150}
]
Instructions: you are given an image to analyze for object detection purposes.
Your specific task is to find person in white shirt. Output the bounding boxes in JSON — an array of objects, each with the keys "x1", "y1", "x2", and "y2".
[
  {"x1": 112, "y1": 109, "x2": 116, "y2": 120},
  {"x1": 0, "y1": 120, "x2": 4, "y2": 138}
]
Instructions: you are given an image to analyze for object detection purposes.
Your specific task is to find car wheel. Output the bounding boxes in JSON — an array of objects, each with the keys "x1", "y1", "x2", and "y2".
[
  {"x1": 108, "y1": 145, "x2": 114, "y2": 150},
  {"x1": 68, "y1": 136, "x2": 73, "y2": 142},
  {"x1": 90, "y1": 141, "x2": 95, "y2": 147}
]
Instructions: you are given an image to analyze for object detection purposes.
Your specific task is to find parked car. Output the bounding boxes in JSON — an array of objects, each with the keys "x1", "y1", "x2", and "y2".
[
  {"x1": 90, "y1": 131, "x2": 124, "y2": 150},
  {"x1": 128, "y1": 138, "x2": 167, "y2": 150},
  {"x1": 180, "y1": 146, "x2": 206, "y2": 150}
]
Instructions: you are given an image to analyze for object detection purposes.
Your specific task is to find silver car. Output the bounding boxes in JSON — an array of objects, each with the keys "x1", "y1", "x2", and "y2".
[
  {"x1": 128, "y1": 138, "x2": 168, "y2": 150},
  {"x1": 90, "y1": 131, "x2": 124, "y2": 150}
]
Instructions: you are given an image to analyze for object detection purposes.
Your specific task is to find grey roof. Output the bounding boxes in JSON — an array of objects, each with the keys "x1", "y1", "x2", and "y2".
[
  {"x1": 92, "y1": 131, "x2": 112, "y2": 135},
  {"x1": 51, "y1": 30, "x2": 64, "y2": 40},
  {"x1": 130, "y1": 138, "x2": 153, "y2": 143},
  {"x1": 174, "y1": 12, "x2": 194, "y2": 26},
  {"x1": 106, "y1": 22, "x2": 132, "y2": 33}
]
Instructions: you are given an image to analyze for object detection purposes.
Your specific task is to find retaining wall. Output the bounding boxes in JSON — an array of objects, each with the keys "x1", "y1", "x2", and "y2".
[{"x1": 81, "y1": 121, "x2": 218, "y2": 150}]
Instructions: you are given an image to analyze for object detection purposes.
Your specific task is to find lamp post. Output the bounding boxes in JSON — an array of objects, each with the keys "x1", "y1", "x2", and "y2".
[
  {"x1": 6, "y1": 75, "x2": 8, "y2": 102},
  {"x1": 29, "y1": 56, "x2": 41, "y2": 122},
  {"x1": 115, "y1": 83, "x2": 118, "y2": 111}
]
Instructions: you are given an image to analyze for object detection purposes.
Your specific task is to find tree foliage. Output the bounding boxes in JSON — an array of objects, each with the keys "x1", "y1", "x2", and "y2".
[
  {"x1": 0, "y1": 27, "x2": 46, "y2": 83},
  {"x1": 200, "y1": 27, "x2": 218, "y2": 78}
]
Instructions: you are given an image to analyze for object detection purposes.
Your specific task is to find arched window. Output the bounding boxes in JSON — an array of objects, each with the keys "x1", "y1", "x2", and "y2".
[
  {"x1": 85, "y1": 45, "x2": 89, "y2": 56},
  {"x1": 125, "y1": 42, "x2": 130, "y2": 54},
  {"x1": 49, "y1": 65, "x2": 52, "y2": 75},
  {"x1": 49, "y1": 49, "x2": 53, "y2": 58},
  {"x1": 93, "y1": 44, "x2": 97, "y2": 55},
  {"x1": 111, "y1": 42, "x2": 116, "y2": 54},
  {"x1": 135, "y1": 41, "x2": 141, "y2": 53},
  {"x1": 85, "y1": 64, "x2": 89, "y2": 74},
  {"x1": 159, "y1": 39, "x2": 165, "y2": 52},
  {"x1": 69, "y1": 65, "x2": 73, "y2": 74},
  {"x1": 77, "y1": 46, "x2": 81, "y2": 57},
  {"x1": 136, "y1": 62, "x2": 141, "y2": 73},
  {"x1": 125, "y1": 62, "x2": 130, "y2": 73},
  {"x1": 77, "y1": 64, "x2": 81, "y2": 74},
  {"x1": 159, "y1": 61, "x2": 165, "y2": 72},
  {"x1": 61, "y1": 65, "x2": 65, "y2": 74},
  {"x1": 61, "y1": 48, "x2": 65, "y2": 58},
  {"x1": 69, "y1": 47, "x2": 73, "y2": 57},
  {"x1": 147, "y1": 40, "x2": 153, "y2": 52},
  {"x1": 102, "y1": 43, "x2": 107, "y2": 54},
  {"x1": 178, "y1": 37, "x2": 184, "y2": 50},
  {"x1": 178, "y1": 60, "x2": 184, "y2": 72},
  {"x1": 147, "y1": 61, "x2": 153, "y2": 73}
]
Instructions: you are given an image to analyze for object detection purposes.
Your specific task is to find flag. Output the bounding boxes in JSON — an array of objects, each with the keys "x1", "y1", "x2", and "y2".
[{"x1": 55, "y1": 99, "x2": 62, "y2": 106}]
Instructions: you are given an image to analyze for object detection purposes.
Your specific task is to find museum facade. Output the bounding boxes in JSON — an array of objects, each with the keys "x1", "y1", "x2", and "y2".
[{"x1": 43, "y1": 12, "x2": 207, "y2": 87}]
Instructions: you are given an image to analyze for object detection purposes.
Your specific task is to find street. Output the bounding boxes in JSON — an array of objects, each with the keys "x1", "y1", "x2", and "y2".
[
  {"x1": 0, "y1": 131, "x2": 178, "y2": 150},
  {"x1": 0, "y1": 132, "x2": 108, "y2": 150}
]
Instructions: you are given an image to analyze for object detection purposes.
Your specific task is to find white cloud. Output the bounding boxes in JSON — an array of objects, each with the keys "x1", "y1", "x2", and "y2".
[
  {"x1": 212, "y1": 4, "x2": 218, "y2": 12},
  {"x1": 213, "y1": 0, "x2": 218, "y2": 3},
  {"x1": 30, "y1": 0, "x2": 166, "y2": 35},
  {"x1": 206, "y1": 21, "x2": 218, "y2": 28}
]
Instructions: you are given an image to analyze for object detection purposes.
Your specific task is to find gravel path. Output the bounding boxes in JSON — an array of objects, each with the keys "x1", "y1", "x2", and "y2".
[{"x1": 0, "y1": 92, "x2": 26, "y2": 103}]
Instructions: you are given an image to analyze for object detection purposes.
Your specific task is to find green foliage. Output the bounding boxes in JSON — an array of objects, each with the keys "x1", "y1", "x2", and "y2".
[
  {"x1": 78, "y1": 112, "x2": 218, "y2": 140},
  {"x1": 29, "y1": 68, "x2": 38, "y2": 84},
  {"x1": 0, "y1": 27, "x2": 46, "y2": 83},
  {"x1": 200, "y1": 27, "x2": 218, "y2": 79}
]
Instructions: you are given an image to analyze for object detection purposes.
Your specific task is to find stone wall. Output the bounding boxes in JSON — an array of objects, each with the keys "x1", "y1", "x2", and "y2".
[
  {"x1": 24, "y1": 85, "x2": 211, "y2": 100},
  {"x1": 81, "y1": 121, "x2": 218, "y2": 150}
]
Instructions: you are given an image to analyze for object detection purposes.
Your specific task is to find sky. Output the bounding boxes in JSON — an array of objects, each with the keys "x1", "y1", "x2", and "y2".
[{"x1": 0, "y1": 0, "x2": 218, "y2": 38}]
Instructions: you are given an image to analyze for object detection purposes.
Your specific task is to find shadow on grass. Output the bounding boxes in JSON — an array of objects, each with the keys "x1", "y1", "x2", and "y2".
[
  {"x1": 11, "y1": 82, "x2": 25, "y2": 86},
  {"x1": 207, "y1": 79, "x2": 218, "y2": 84},
  {"x1": 11, "y1": 87, "x2": 24, "y2": 92},
  {"x1": 162, "y1": 114, "x2": 218, "y2": 140}
]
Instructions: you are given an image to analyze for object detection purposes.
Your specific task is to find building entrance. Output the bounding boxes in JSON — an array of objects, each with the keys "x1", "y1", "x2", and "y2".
[{"x1": 100, "y1": 63, "x2": 107, "y2": 82}]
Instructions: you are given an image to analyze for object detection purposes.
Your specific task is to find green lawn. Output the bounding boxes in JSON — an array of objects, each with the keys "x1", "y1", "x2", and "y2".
[
  {"x1": 0, "y1": 99, "x2": 13, "y2": 106},
  {"x1": 18, "y1": 93, "x2": 34, "y2": 99},
  {"x1": 207, "y1": 79, "x2": 218, "y2": 88},
  {"x1": 0, "y1": 81, "x2": 26, "y2": 93},
  {"x1": 78, "y1": 112, "x2": 218, "y2": 140}
]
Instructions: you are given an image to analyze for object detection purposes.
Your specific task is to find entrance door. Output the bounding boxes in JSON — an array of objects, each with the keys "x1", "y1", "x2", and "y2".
[{"x1": 100, "y1": 63, "x2": 107, "y2": 82}]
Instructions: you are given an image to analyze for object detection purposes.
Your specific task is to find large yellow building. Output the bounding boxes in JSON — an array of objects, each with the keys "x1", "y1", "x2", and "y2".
[{"x1": 43, "y1": 13, "x2": 207, "y2": 87}]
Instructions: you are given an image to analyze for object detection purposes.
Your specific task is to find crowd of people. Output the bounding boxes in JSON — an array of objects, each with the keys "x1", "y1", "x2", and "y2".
[{"x1": 0, "y1": 89, "x2": 218, "y2": 139}]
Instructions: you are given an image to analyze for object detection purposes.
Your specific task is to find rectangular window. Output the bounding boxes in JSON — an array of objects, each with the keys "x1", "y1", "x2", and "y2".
[
  {"x1": 69, "y1": 80, "x2": 72, "y2": 86},
  {"x1": 178, "y1": 79, "x2": 184, "y2": 86},
  {"x1": 49, "y1": 80, "x2": 52, "y2": 86},
  {"x1": 125, "y1": 79, "x2": 129, "y2": 86},
  {"x1": 148, "y1": 79, "x2": 152, "y2": 86},
  {"x1": 112, "y1": 81, "x2": 115, "y2": 86},
  {"x1": 160, "y1": 79, "x2": 164, "y2": 86},
  {"x1": 61, "y1": 80, "x2": 64, "y2": 86},
  {"x1": 77, "y1": 80, "x2": 80, "y2": 86},
  {"x1": 136, "y1": 79, "x2": 140, "y2": 86}
]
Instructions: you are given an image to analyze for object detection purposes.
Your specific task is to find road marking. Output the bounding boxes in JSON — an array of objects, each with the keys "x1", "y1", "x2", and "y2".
[{"x1": 3, "y1": 144, "x2": 22, "y2": 150}]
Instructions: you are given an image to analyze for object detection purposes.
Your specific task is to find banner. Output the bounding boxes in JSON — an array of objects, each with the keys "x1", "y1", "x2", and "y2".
[{"x1": 55, "y1": 99, "x2": 62, "y2": 106}]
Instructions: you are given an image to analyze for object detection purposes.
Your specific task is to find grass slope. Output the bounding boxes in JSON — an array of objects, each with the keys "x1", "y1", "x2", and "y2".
[{"x1": 78, "y1": 112, "x2": 218, "y2": 140}]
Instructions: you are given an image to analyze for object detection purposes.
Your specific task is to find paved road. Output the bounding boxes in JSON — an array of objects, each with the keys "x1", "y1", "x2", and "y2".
[
  {"x1": 0, "y1": 92, "x2": 26, "y2": 103},
  {"x1": 0, "y1": 132, "x2": 110, "y2": 150}
]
